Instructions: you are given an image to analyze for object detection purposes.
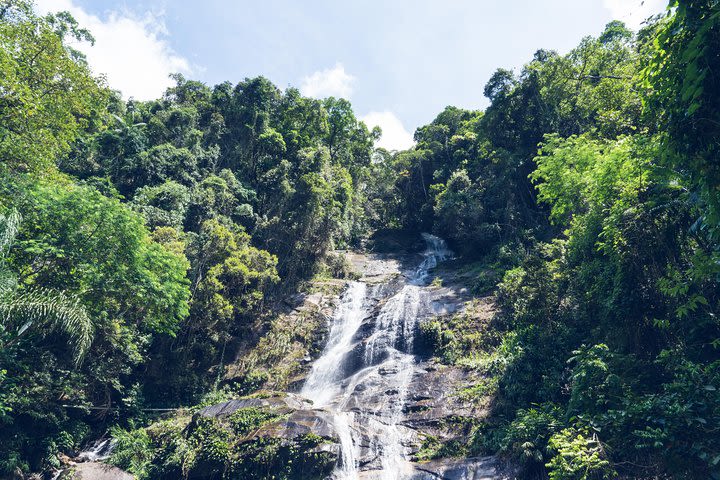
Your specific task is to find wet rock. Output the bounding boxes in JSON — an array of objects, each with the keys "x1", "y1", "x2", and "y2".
[
  {"x1": 223, "y1": 241, "x2": 509, "y2": 478},
  {"x1": 346, "y1": 251, "x2": 404, "y2": 284},
  {"x1": 337, "y1": 339, "x2": 369, "y2": 377},
  {"x1": 409, "y1": 456, "x2": 516, "y2": 480},
  {"x1": 197, "y1": 393, "x2": 310, "y2": 418},
  {"x1": 260, "y1": 408, "x2": 339, "y2": 440},
  {"x1": 378, "y1": 366, "x2": 399, "y2": 375},
  {"x1": 404, "y1": 404, "x2": 431, "y2": 414},
  {"x1": 75, "y1": 438, "x2": 113, "y2": 463}
]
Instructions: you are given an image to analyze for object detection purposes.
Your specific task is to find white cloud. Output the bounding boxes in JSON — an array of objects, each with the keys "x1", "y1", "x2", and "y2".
[
  {"x1": 300, "y1": 63, "x2": 355, "y2": 99},
  {"x1": 602, "y1": 0, "x2": 668, "y2": 30},
  {"x1": 35, "y1": 0, "x2": 191, "y2": 100},
  {"x1": 360, "y1": 111, "x2": 415, "y2": 151},
  {"x1": 300, "y1": 64, "x2": 410, "y2": 150}
]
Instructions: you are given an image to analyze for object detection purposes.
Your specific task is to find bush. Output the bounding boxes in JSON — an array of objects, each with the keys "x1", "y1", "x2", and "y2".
[
  {"x1": 108, "y1": 405, "x2": 334, "y2": 480},
  {"x1": 546, "y1": 428, "x2": 616, "y2": 480},
  {"x1": 109, "y1": 426, "x2": 154, "y2": 478},
  {"x1": 500, "y1": 404, "x2": 564, "y2": 470},
  {"x1": 320, "y1": 252, "x2": 357, "y2": 279}
]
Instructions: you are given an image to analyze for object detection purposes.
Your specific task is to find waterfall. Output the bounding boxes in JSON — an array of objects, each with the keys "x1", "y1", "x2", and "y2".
[
  {"x1": 302, "y1": 281, "x2": 368, "y2": 408},
  {"x1": 302, "y1": 281, "x2": 367, "y2": 478},
  {"x1": 301, "y1": 234, "x2": 451, "y2": 479}
]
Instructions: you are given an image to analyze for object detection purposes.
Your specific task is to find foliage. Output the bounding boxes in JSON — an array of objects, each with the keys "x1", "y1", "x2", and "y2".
[
  {"x1": 377, "y1": 20, "x2": 642, "y2": 257},
  {"x1": 225, "y1": 278, "x2": 345, "y2": 393},
  {"x1": 0, "y1": 0, "x2": 108, "y2": 171},
  {"x1": 0, "y1": 209, "x2": 93, "y2": 364},
  {"x1": 492, "y1": 404, "x2": 565, "y2": 474},
  {"x1": 644, "y1": 0, "x2": 720, "y2": 233},
  {"x1": 110, "y1": 426, "x2": 154, "y2": 479},
  {"x1": 412, "y1": 9, "x2": 720, "y2": 479},
  {"x1": 0, "y1": 0, "x2": 379, "y2": 471},
  {"x1": 0, "y1": 171, "x2": 192, "y2": 475},
  {"x1": 418, "y1": 299, "x2": 503, "y2": 366},
  {"x1": 3, "y1": 1, "x2": 720, "y2": 478},
  {"x1": 546, "y1": 428, "x2": 616, "y2": 480},
  {"x1": 110, "y1": 406, "x2": 334, "y2": 480}
]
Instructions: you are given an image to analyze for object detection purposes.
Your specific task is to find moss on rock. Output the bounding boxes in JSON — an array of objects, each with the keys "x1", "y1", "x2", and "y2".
[{"x1": 110, "y1": 400, "x2": 336, "y2": 480}]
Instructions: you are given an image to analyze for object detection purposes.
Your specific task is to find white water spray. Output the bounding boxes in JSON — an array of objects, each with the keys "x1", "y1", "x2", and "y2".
[
  {"x1": 302, "y1": 234, "x2": 451, "y2": 479},
  {"x1": 302, "y1": 281, "x2": 368, "y2": 407},
  {"x1": 302, "y1": 281, "x2": 367, "y2": 478}
]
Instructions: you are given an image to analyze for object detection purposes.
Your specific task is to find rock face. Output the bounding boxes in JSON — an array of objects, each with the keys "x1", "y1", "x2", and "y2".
[
  {"x1": 283, "y1": 235, "x2": 515, "y2": 479},
  {"x1": 197, "y1": 394, "x2": 340, "y2": 441},
  {"x1": 56, "y1": 236, "x2": 513, "y2": 480},
  {"x1": 101, "y1": 234, "x2": 513, "y2": 480},
  {"x1": 223, "y1": 279, "x2": 345, "y2": 393},
  {"x1": 409, "y1": 457, "x2": 504, "y2": 480}
]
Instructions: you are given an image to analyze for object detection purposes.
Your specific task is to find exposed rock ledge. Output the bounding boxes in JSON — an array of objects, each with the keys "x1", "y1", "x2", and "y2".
[
  {"x1": 409, "y1": 456, "x2": 508, "y2": 480},
  {"x1": 197, "y1": 394, "x2": 339, "y2": 442},
  {"x1": 64, "y1": 463, "x2": 134, "y2": 480}
]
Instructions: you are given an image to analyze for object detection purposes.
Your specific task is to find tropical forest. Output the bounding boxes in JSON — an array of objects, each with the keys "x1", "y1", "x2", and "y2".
[{"x1": 0, "y1": 0, "x2": 719, "y2": 479}]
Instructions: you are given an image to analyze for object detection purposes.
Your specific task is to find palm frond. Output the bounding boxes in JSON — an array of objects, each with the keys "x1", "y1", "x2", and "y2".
[
  {"x1": 0, "y1": 209, "x2": 20, "y2": 258},
  {"x1": 0, "y1": 288, "x2": 94, "y2": 364},
  {"x1": 0, "y1": 267, "x2": 17, "y2": 294},
  {"x1": 0, "y1": 209, "x2": 94, "y2": 364}
]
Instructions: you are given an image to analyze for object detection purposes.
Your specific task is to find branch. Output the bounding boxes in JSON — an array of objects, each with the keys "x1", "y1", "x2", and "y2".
[{"x1": 574, "y1": 74, "x2": 632, "y2": 81}]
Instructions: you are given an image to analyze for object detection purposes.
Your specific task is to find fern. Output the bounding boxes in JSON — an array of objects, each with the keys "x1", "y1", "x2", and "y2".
[
  {"x1": 0, "y1": 210, "x2": 20, "y2": 295},
  {"x1": 0, "y1": 267, "x2": 17, "y2": 294}
]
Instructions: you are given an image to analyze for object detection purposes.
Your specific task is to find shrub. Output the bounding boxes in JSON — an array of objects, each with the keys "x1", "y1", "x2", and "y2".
[
  {"x1": 109, "y1": 426, "x2": 154, "y2": 478},
  {"x1": 546, "y1": 428, "x2": 616, "y2": 480},
  {"x1": 499, "y1": 404, "x2": 564, "y2": 472}
]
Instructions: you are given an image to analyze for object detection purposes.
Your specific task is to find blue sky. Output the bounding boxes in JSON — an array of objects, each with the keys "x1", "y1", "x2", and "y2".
[{"x1": 37, "y1": 0, "x2": 666, "y2": 149}]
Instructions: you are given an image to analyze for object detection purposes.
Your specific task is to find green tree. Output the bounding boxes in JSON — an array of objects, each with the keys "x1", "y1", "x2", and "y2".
[
  {"x1": 0, "y1": 0, "x2": 107, "y2": 172},
  {"x1": 0, "y1": 209, "x2": 93, "y2": 364},
  {"x1": 644, "y1": 0, "x2": 720, "y2": 231}
]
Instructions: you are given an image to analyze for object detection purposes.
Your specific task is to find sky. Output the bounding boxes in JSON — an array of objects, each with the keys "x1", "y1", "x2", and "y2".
[{"x1": 36, "y1": 0, "x2": 667, "y2": 150}]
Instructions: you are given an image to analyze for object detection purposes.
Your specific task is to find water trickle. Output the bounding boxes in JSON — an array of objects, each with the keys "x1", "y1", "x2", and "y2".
[
  {"x1": 333, "y1": 411, "x2": 360, "y2": 479},
  {"x1": 301, "y1": 234, "x2": 451, "y2": 479},
  {"x1": 51, "y1": 439, "x2": 116, "y2": 480}
]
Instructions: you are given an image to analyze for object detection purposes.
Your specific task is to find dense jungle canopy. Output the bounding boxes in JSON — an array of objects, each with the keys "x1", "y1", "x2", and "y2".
[{"x1": 1, "y1": 1, "x2": 719, "y2": 478}]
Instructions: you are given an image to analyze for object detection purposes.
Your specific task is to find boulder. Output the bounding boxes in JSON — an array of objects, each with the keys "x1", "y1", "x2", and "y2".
[
  {"x1": 65, "y1": 463, "x2": 134, "y2": 480},
  {"x1": 196, "y1": 393, "x2": 340, "y2": 443}
]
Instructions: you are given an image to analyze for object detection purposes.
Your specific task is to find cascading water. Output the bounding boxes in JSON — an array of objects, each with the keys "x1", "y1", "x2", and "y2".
[
  {"x1": 50, "y1": 439, "x2": 116, "y2": 480},
  {"x1": 301, "y1": 234, "x2": 451, "y2": 479},
  {"x1": 302, "y1": 281, "x2": 367, "y2": 478},
  {"x1": 303, "y1": 281, "x2": 368, "y2": 407}
]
